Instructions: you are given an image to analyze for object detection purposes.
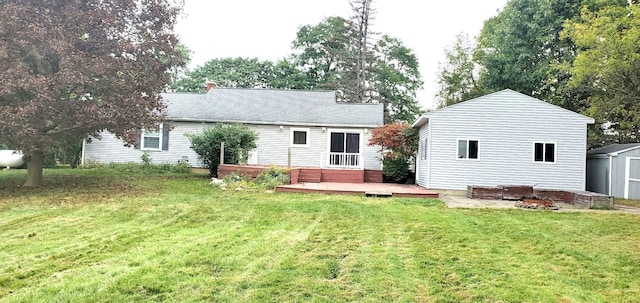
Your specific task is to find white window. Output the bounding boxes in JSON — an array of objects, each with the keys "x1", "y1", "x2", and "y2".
[
  {"x1": 534, "y1": 142, "x2": 556, "y2": 163},
  {"x1": 141, "y1": 125, "x2": 163, "y2": 151},
  {"x1": 421, "y1": 137, "x2": 428, "y2": 160},
  {"x1": 290, "y1": 128, "x2": 309, "y2": 147},
  {"x1": 457, "y1": 139, "x2": 479, "y2": 159}
]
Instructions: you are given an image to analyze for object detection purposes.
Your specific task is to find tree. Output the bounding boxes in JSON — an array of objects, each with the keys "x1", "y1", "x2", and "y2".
[
  {"x1": 368, "y1": 122, "x2": 418, "y2": 182},
  {"x1": 368, "y1": 122, "x2": 418, "y2": 161},
  {"x1": 349, "y1": 0, "x2": 375, "y2": 103},
  {"x1": 171, "y1": 57, "x2": 276, "y2": 92},
  {"x1": 435, "y1": 33, "x2": 488, "y2": 108},
  {"x1": 270, "y1": 58, "x2": 316, "y2": 90},
  {"x1": 474, "y1": 0, "x2": 626, "y2": 107},
  {"x1": 0, "y1": 0, "x2": 185, "y2": 187},
  {"x1": 563, "y1": 3, "x2": 640, "y2": 145},
  {"x1": 186, "y1": 124, "x2": 258, "y2": 178},
  {"x1": 291, "y1": 16, "x2": 353, "y2": 95},
  {"x1": 291, "y1": 16, "x2": 423, "y2": 122},
  {"x1": 372, "y1": 35, "x2": 423, "y2": 122}
]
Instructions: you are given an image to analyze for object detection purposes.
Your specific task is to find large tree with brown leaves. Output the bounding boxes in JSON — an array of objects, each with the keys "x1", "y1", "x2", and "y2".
[{"x1": 0, "y1": 0, "x2": 185, "y2": 187}]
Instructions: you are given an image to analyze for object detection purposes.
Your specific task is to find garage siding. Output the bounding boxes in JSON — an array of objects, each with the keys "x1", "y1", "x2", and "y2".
[{"x1": 417, "y1": 90, "x2": 592, "y2": 191}]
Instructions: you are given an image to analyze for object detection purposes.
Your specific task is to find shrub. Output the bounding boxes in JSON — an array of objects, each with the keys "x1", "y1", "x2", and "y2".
[
  {"x1": 255, "y1": 166, "x2": 290, "y2": 190},
  {"x1": 368, "y1": 122, "x2": 418, "y2": 160},
  {"x1": 141, "y1": 152, "x2": 152, "y2": 167},
  {"x1": 81, "y1": 162, "x2": 191, "y2": 174},
  {"x1": 383, "y1": 155, "x2": 409, "y2": 183},
  {"x1": 186, "y1": 123, "x2": 258, "y2": 177},
  {"x1": 369, "y1": 122, "x2": 418, "y2": 183}
]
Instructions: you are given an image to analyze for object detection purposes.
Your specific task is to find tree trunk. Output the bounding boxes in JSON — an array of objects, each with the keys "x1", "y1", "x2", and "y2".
[{"x1": 24, "y1": 151, "x2": 44, "y2": 187}]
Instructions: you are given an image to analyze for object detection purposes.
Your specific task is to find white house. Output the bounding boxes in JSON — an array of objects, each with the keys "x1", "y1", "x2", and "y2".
[
  {"x1": 412, "y1": 89, "x2": 594, "y2": 191},
  {"x1": 82, "y1": 88, "x2": 384, "y2": 171}
]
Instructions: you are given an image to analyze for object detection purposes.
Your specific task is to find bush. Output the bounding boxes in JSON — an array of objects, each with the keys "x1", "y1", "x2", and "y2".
[
  {"x1": 383, "y1": 155, "x2": 409, "y2": 183},
  {"x1": 255, "y1": 166, "x2": 290, "y2": 190},
  {"x1": 186, "y1": 123, "x2": 258, "y2": 177},
  {"x1": 81, "y1": 161, "x2": 191, "y2": 174}
]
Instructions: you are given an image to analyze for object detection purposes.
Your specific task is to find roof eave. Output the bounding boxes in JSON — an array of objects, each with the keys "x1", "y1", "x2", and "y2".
[
  {"x1": 170, "y1": 118, "x2": 381, "y2": 128},
  {"x1": 608, "y1": 145, "x2": 640, "y2": 156},
  {"x1": 411, "y1": 114, "x2": 430, "y2": 128}
]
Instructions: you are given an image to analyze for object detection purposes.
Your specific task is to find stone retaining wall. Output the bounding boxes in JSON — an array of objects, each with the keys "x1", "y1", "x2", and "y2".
[{"x1": 467, "y1": 185, "x2": 614, "y2": 208}]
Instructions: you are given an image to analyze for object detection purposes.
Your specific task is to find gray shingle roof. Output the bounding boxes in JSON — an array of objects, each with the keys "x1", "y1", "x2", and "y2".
[
  {"x1": 587, "y1": 143, "x2": 640, "y2": 155},
  {"x1": 162, "y1": 88, "x2": 383, "y2": 127}
]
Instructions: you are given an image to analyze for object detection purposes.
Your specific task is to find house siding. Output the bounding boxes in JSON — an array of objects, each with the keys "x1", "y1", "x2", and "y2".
[
  {"x1": 83, "y1": 122, "x2": 205, "y2": 167},
  {"x1": 419, "y1": 90, "x2": 591, "y2": 191},
  {"x1": 83, "y1": 122, "x2": 382, "y2": 170}
]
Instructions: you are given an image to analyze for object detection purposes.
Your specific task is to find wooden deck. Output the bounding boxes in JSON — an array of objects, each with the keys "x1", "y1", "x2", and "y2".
[{"x1": 276, "y1": 182, "x2": 439, "y2": 199}]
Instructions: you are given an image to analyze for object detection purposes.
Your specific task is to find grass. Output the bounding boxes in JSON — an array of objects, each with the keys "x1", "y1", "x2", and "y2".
[{"x1": 1, "y1": 167, "x2": 640, "y2": 302}]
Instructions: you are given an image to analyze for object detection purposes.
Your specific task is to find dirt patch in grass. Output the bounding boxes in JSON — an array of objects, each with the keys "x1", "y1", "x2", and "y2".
[{"x1": 615, "y1": 198, "x2": 640, "y2": 208}]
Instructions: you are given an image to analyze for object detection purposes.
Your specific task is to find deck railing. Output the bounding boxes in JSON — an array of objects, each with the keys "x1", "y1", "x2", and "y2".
[
  {"x1": 247, "y1": 150, "x2": 258, "y2": 165},
  {"x1": 321, "y1": 152, "x2": 363, "y2": 170}
]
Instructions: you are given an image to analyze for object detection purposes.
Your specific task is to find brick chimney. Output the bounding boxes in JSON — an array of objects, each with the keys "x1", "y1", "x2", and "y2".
[{"x1": 205, "y1": 81, "x2": 217, "y2": 92}]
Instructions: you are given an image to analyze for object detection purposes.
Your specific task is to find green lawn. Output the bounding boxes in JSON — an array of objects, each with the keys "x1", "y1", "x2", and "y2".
[{"x1": 1, "y1": 167, "x2": 639, "y2": 302}]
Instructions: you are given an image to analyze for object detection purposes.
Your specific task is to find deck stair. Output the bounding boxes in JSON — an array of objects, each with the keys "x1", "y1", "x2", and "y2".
[{"x1": 298, "y1": 168, "x2": 322, "y2": 183}]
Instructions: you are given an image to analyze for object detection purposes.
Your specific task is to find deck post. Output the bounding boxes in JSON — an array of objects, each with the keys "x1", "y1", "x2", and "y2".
[{"x1": 220, "y1": 142, "x2": 224, "y2": 165}]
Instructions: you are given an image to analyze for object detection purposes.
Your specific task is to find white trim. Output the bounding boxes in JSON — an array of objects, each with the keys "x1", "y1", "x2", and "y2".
[
  {"x1": 421, "y1": 137, "x2": 428, "y2": 160},
  {"x1": 609, "y1": 145, "x2": 640, "y2": 156},
  {"x1": 290, "y1": 127, "x2": 310, "y2": 147},
  {"x1": 326, "y1": 129, "x2": 364, "y2": 153},
  {"x1": 426, "y1": 124, "x2": 432, "y2": 189},
  {"x1": 532, "y1": 141, "x2": 557, "y2": 164},
  {"x1": 81, "y1": 139, "x2": 86, "y2": 166},
  {"x1": 141, "y1": 124, "x2": 163, "y2": 151},
  {"x1": 456, "y1": 139, "x2": 480, "y2": 160},
  {"x1": 411, "y1": 114, "x2": 430, "y2": 128},
  {"x1": 608, "y1": 156, "x2": 613, "y2": 195},
  {"x1": 326, "y1": 129, "x2": 364, "y2": 168},
  {"x1": 624, "y1": 157, "x2": 640, "y2": 199},
  {"x1": 415, "y1": 149, "x2": 420, "y2": 185}
]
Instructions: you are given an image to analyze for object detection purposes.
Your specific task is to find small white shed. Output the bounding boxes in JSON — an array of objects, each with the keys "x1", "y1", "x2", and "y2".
[
  {"x1": 586, "y1": 143, "x2": 640, "y2": 199},
  {"x1": 412, "y1": 89, "x2": 594, "y2": 191}
]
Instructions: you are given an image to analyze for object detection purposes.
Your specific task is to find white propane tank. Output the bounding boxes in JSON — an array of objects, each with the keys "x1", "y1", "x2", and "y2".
[{"x1": 0, "y1": 150, "x2": 25, "y2": 168}]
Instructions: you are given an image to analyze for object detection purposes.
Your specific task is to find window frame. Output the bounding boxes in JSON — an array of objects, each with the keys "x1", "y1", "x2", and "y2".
[
  {"x1": 456, "y1": 139, "x2": 480, "y2": 160},
  {"x1": 326, "y1": 128, "x2": 364, "y2": 154},
  {"x1": 421, "y1": 137, "x2": 428, "y2": 160},
  {"x1": 141, "y1": 124, "x2": 163, "y2": 151},
  {"x1": 532, "y1": 142, "x2": 557, "y2": 164},
  {"x1": 290, "y1": 127, "x2": 310, "y2": 147}
]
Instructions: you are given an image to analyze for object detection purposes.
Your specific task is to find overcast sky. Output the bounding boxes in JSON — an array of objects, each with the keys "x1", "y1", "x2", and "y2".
[{"x1": 174, "y1": 0, "x2": 509, "y2": 110}]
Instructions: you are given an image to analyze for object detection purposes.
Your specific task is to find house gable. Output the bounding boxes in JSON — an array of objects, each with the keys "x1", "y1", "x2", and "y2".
[{"x1": 414, "y1": 89, "x2": 592, "y2": 191}]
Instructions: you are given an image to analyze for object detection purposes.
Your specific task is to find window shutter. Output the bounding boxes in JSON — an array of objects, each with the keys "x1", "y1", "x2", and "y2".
[
  {"x1": 134, "y1": 129, "x2": 142, "y2": 149},
  {"x1": 162, "y1": 123, "x2": 169, "y2": 151}
]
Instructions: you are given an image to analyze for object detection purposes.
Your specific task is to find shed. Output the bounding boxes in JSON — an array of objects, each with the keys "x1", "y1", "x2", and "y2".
[{"x1": 586, "y1": 143, "x2": 640, "y2": 199}]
